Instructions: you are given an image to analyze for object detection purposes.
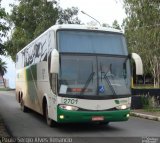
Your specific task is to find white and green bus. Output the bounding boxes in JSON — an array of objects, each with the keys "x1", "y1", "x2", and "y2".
[{"x1": 16, "y1": 24, "x2": 141, "y2": 127}]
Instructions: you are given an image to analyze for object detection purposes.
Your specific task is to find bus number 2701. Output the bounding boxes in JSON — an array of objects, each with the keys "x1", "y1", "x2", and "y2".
[{"x1": 63, "y1": 98, "x2": 78, "y2": 105}]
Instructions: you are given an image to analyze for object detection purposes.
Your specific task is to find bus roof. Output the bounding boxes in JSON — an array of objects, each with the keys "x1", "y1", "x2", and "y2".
[{"x1": 50, "y1": 24, "x2": 123, "y2": 33}]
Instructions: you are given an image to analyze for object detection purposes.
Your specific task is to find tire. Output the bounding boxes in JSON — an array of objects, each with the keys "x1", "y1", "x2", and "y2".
[
  {"x1": 45, "y1": 104, "x2": 57, "y2": 127},
  {"x1": 20, "y1": 99, "x2": 28, "y2": 112}
]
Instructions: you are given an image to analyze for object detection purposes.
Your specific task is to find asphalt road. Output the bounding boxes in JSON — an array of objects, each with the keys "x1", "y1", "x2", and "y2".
[{"x1": 0, "y1": 91, "x2": 160, "y2": 143}]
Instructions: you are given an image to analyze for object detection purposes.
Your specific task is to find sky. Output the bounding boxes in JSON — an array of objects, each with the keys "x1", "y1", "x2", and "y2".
[
  {"x1": 1, "y1": 0, "x2": 126, "y2": 88},
  {"x1": 1, "y1": 0, "x2": 126, "y2": 26},
  {"x1": 59, "y1": 0, "x2": 126, "y2": 26},
  {"x1": 0, "y1": 55, "x2": 15, "y2": 88}
]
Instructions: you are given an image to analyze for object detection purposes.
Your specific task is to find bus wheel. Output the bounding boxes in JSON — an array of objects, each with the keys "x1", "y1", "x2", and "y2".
[
  {"x1": 20, "y1": 99, "x2": 28, "y2": 112},
  {"x1": 45, "y1": 105, "x2": 57, "y2": 127}
]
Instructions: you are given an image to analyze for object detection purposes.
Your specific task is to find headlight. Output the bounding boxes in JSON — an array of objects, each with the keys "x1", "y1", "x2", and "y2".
[
  {"x1": 116, "y1": 104, "x2": 130, "y2": 110},
  {"x1": 59, "y1": 105, "x2": 79, "y2": 111}
]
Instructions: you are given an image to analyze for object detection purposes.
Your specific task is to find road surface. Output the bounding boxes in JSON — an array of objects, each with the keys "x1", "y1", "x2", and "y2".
[{"x1": 0, "y1": 91, "x2": 160, "y2": 143}]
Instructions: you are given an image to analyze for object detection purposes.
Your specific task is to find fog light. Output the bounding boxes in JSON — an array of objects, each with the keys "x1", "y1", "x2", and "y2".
[
  {"x1": 126, "y1": 114, "x2": 130, "y2": 118},
  {"x1": 60, "y1": 115, "x2": 64, "y2": 119}
]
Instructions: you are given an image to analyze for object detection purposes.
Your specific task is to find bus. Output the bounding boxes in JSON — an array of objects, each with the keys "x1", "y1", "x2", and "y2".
[{"x1": 16, "y1": 24, "x2": 141, "y2": 127}]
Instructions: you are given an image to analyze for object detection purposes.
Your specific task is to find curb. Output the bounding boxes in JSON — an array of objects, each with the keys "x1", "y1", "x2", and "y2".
[{"x1": 131, "y1": 112, "x2": 160, "y2": 122}]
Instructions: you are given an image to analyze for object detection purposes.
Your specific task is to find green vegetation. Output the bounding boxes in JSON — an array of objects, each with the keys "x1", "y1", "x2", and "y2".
[
  {"x1": 0, "y1": 0, "x2": 10, "y2": 55},
  {"x1": 0, "y1": 59, "x2": 7, "y2": 88},
  {"x1": 141, "y1": 95, "x2": 159, "y2": 110},
  {"x1": 0, "y1": 88, "x2": 14, "y2": 91},
  {"x1": 144, "y1": 108, "x2": 160, "y2": 112},
  {"x1": 0, "y1": 1, "x2": 8, "y2": 89},
  {"x1": 4, "y1": 0, "x2": 81, "y2": 61},
  {"x1": 112, "y1": 20, "x2": 121, "y2": 30},
  {"x1": 123, "y1": 0, "x2": 160, "y2": 88}
]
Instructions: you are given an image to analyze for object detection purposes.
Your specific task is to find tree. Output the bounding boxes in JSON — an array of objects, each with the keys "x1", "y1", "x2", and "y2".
[
  {"x1": 0, "y1": 59, "x2": 7, "y2": 88},
  {"x1": 102, "y1": 23, "x2": 110, "y2": 27},
  {"x1": 0, "y1": 43, "x2": 5, "y2": 55},
  {"x1": 5, "y1": 0, "x2": 58, "y2": 61},
  {"x1": 112, "y1": 20, "x2": 121, "y2": 30},
  {"x1": 58, "y1": 7, "x2": 81, "y2": 24},
  {"x1": 123, "y1": 0, "x2": 160, "y2": 87},
  {"x1": 5, "y1": 0, "x2": 81, "y2": 61},
  {"x1": 0, "y1": 0, "x2": 10, "y2": 55}
]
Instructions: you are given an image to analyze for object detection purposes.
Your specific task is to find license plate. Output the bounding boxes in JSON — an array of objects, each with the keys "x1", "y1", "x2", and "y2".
[{"x1": 92, "y1": 116, "x2": 104, "y2": 121}]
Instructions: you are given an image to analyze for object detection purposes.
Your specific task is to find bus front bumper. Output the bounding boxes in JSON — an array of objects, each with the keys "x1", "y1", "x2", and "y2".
[{"x1": 57, "y1": 107, "x2": 130, "y2": 123}]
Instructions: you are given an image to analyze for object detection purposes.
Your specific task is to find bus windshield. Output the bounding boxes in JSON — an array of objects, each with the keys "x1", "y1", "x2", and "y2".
[
  {"x1": 58, "y1": 30, "x2": 128, "y2": 55},
  {"x1": 57, "y1": 30, "x2": 131, "y2": 97},
  {"x1": 59, "y1": 55, "x2": 131, "y2": 96}
]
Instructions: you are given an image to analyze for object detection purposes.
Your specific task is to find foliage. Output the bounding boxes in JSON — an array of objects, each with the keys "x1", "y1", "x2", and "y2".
[
  {"x1": 5, "y1": 0, "x2": 81, "y2": 61},
  {"x1": 58, "y1": 7, "x2": 80, "y2": 24},
  {"x1": 141, "y1": 95, "x2": 150, "y2": 109},
  {"x1": 102, "y1": 23, "x2": 110, "y2": 27},
  {"x1": 0, "y1": 0, "x2": 10, "y2": 55},
  {"x1": 0, "y1": 43, "x2": 5, "y2": 55},
  {"x1": 141, "y1": 95, "x2": 159, "y2": 109},
  {"x1": 123, "y1": 0, "x2": 160, "y2": 87},
  {"x1": 0, "y1": 58, "x2": 7, "y2": 88},
  {"x1": 144, "y1": 108, "x2": 160, "y2": 112},
  {"x1": 112, "y1": 20, "x2": 121, "y2": 30},
  {"x1": 0, "y1": 58, "x2": 7, "y2": 76},
  {"x1": 5, "y1": 0, "x2": 58, "y2": 61}
]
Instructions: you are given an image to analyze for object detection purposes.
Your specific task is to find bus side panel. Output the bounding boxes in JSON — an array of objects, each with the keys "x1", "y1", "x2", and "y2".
[
  {"x1": 16, "y1": 69, "x2": 27, "y2": 103},
  {"x1": 36, "y1": 61, "x2": 58, "y2": 121},
  {"x1": 16, "y1": 29, "x2": 57, "y2": 120},
  {"x1": 46, "y1": 30, "x2": 58, "y2": 121},
  {"x1": 25, "y1": 64, "x2": 42, "y2": 113},
  {"x1": 16, "y1": 51, "x2": 26, "y2": 103},
  {"x1": 17, "y1": 61, "x2": 57, "y2": 119}
]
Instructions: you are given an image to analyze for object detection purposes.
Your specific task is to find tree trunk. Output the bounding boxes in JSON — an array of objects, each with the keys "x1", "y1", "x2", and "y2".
[
  {"x1": 154, "y1": 77, "x2": 156, "y2": 88},
  {"x1": 2, "y1": 76, "x2": 6, "y2": 88},
  {"x1": 156, "y1": 62, "x2": 159, "y2": 88},
  {"x1": 143, "y1": 75, "x2": 145, "y2": 85},
  {"x1": 154, "y1": 68, "x2": 156, "y2": 88}
]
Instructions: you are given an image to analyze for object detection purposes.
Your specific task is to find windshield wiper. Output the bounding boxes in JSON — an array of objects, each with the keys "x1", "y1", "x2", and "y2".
[
  {"x1": 103, "y1": 74, "x2": 116, "y2": 95},
  {"x1": 80, "y1": 72, "x2": 95, "y2": 95},
  {"x1": 100, "y1": 63, "x2": 116, "y2": 95}
]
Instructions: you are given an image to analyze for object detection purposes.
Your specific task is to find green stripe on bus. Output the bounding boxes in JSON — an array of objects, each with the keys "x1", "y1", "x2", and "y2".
[
  {"x1": 26, "y1": 64, "x2": 38, "y2": 102},
  {"x1": 26, "y1": 64, "x2": 37, "y2": 81}
]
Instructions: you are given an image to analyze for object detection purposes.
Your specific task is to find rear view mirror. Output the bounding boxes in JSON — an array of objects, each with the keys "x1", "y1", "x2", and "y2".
[{"x1": 50, "y1": 49, "x2": 59, "y2": 74}]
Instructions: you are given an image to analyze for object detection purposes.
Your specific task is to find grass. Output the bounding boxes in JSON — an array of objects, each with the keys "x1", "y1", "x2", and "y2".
[
  {"x1": 143, "y1": 108, "x2": 160, "y2": 112},
  {"x1": 0, "y1": 88, "x2": 15, "y2": 91}
]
